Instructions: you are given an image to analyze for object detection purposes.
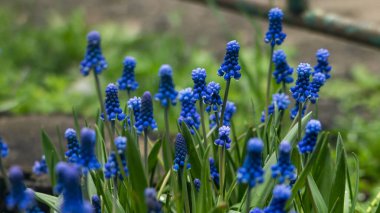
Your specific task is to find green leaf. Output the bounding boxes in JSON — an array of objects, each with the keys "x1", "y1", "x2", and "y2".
[
  {"x1": 307, "y1": 175, "x2": 328, "y2": 213},
  {"x1": 180, "y1": 124, "x2": 202, "y2": 178},
  {"x1": 148, "y1": 139, "x2": 162, "y2": 172},
  {"x1": 41, "y1": 130, "x2": 60, "y2": 187},
  {"x1": 35, "y1": 192, "x2": 59, "y2": 211},
  {"x1": 95, "y1": 125, "x2": 107, "y2": 166},
  {"x1": 198, "y1": 145, "x2": 213, "y2": 213}
]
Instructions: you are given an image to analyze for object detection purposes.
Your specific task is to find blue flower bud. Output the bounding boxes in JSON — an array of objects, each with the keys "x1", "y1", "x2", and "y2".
[
  {"x1": 145, "y1": 188, "x2": 162, "y2": 213},
  {"x1": 314, "y1": 48, "x2": 332, "y2": 79},
  {"x1": 265, "y1": 8, "x2": 286, "y2": 46},
  {"x1": 204, "y1": 81, "x2": 223, "y2": 112},
  {"x1": 92, "y1": 195, "x2": 101, "y2": 213},
  {"x1": 102, "y1": 83, "x2": 126, "y2": 121},
  {"x1": 135, "y1": 92, "x2": 158, "y2": 134},
  {"x1": 272, "y1": 50, "x2": 293, "y2": 84},
  {"x1": 178, "y1": 88, "x2": 200, "y2": 134},
  {"x1": 309, "y1": 72, "x2": 326, "y2": 104},
  {"x1": 155, "y1": 64, "x2": 178, "y2": 107},
  {"x1": 194, "y1": 178, "x2": 201, "y2": 192},
  {"x1": 218, "y1": 40, "x2": 241, "y2": 80},
  {"x1": 263, "y1": 185, "x2": 291, "y2": 213},
  {"x1": 261, "y1": 93, "x2": 290, "y2": 122},
  {"x1": 290, "y1": 63, "x2": 311, "y2": 103},
  {"x1": 117, "y1": 56, "x2": 139, "y2": 91},
  {"x1": 64, "y1": 128, "x2": 80, "y2": 164},
  {"x1": 6, "y1": 166, "x2": 35, "y2": 210},
  {"x1": 79, "y1": 128, "x2": 101, "y2": 173},
  {"x1": 33, "y1": 155, "x2": 48, "y2": 176},
  {"x1": 214, "y1": 126, "x2": 232, "y2": 149},
  {"x1": 271, "y1": 141, "x2": 296, "y2": 183},
  {"x1": 298, "y1": 119, "x2": 322, "y2": 154},
  {"x1": 192, "y1": 68, "x2": 207, "y2": 101},
  {"x1": 173, "y1": 133, "x2": 190, "y2": 171},
  {"x1": 209, "y1": 158, "x2": 220, "y2": 187},
  {"x1": 80, "y1": 31, "x2": 107, "y2": 76},
  {"x1": 0, "y1": 136, "x2": 9, "y2": 158}
]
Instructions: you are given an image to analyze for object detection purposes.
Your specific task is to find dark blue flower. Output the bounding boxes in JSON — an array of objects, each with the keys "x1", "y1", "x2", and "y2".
[
  {"x1": 55, "y1": 162, "x2": 93, "y2": 213},
  {"x1": 127, "y1": 96, "x2": 141, "y2": 121},
  {"x1": 217, "y1": 40, "x2": 241, "y2": 80},
  {"x1": 117, "y1": 56, "x2": 139, "y2": 91},
  {"x1": 194, "y1": 178, "x2": 201, "y2": 192},
  {"x1": 214, "y1": 126, "x2": 232, "y2": 149},
  {"x1": 64, "y1": 128, "x2": 80, "y2": 164},
  {"x1": 104, "y1": 137, "x2": 128, "y2": 180},
  {"x1": 135, "y1": 91, "x2": 158, "y2": 134},
  {"x1": 250, "y1": 208, "x2": 264, "y2": 213},
  {"x1": 178, "y1": 88, "x2": 200, "y2": 134},
  {"x1": 237, "y1": 138, "x2": 264, "y2": 188},
  {"x1": 155, "y1": 64, "x2": 178, "y2": 107},
  {"x1": 261, "y1": 93, "x2": 290, "y2": 122},
  {"x1": 79, "y1": 128, "x2": 101, "y2": 173},
  {"x1": 33, "y1": 155, "x2": 48, "y2": 176},
  {"x1": 209, "y1": 158, "x2": 220, "y2": 187},
  {"x1": 80, "y1": 31, "x2": 107, "y2": 76},
  {"x1": 92, "y1": 195, "x2": 101, "y2": 213},
  {"x1": 27, "y1": 205, "x2": 44, "y2": 213},
  {"x1": 263, "y1": 185, "x2": 291, "y2": 213},
  {"x1": 210, "y1": 101, "x2": 236, "y2": 128},
  {"x1": 272, "y1": 50, "x2": 293, "y2": 84},
  {"x1": 204, "y1": 81, "x2": 223, "y2": 112},
  {"x1": 0, "y1": 136, "x2": 8, "y2": 158},
  {"x1": 6, "y1": 166, "x2": 35, "y2": 210},
  {"x1": 309, "y1": 72, "x2": 326, "y2": 104},
  {"x1": 290, "y1": 101, "x2": 306, "y2": 120},
  {"x1": 145, "y1": 188, "x2": 162, "y2": 213},
  {"x1": 173, "y1": 133, "x2": 191, "y2": 171},
  {"x1": 192, "y1": 68, "x2": 207, "y2": 101},
  {"x1": 298, "y1": 119, "x2": 322, "y2": 154},
  {"x1": 265, "y1": 8, "x2": 286, "y2": 46},
  {"x1": 102, "y1": 83, "x2": 126, "y2": 121},
  {"x1": 290, "y1": 63, "x2": 311, "y2": 103},
  {"x1": 314, "y1": 48, "x2": 332, "y2": 79},
  {"x1": 271, "y1": 141, "x2": 296, "y2": 183}
]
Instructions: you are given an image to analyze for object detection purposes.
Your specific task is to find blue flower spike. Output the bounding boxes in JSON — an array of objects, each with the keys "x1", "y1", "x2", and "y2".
[
  {"x1": 237, "y1": 138, "x2": 265, "y2": 188},
  {"x1": 102, "y1": 83, "x2": 126, "y2": 121},
  {"x1": 145, "y1": 188, "x2": 162, "y2": 213},
  {"x1": 6, "y1": 166, "x2": 35, "y2": 211},
  {"x1": 127, "y1": 96, "x2": 141, "y2": 121},
  {"x1": 209, "y1": 158, "x2": 220, "y2": 187},
  {"x1": 79, "y1": 128, "x2": 101, "y2": 173},
  {"x1": 0, "y1": 136, "x2": 9, "y2": 158},
  {"x1": 92, "y1": 195, "x2": 101, "y2": 213},
  {"x1": 210, "y1": 101, "x2": 237, "y2": 128},
  {"x1": 117, "y1": 56, "x2": 139, "y2": 92},
  {"x1": 194, "y1": 178, "x2": 201, "y2": 192},
  {"x1": 261, "y1": 93, "x2": 290, "y2": 122},
  {"x1": 155, "y1": 64, "x2": 178, "y2": 107},
  {"x1": 80, "y1": 31, "x2": 107, "y2": 76},
  {"x1": 135, "y1": 91, "x2": 158, "y2": 134},
  {"x1": 214, "y1": 126, "x2": 232, "y2": 149},
  {"x1": 271, "y1": 141, "x2": 296, "y2": 183},
  {"x1": 309, "y1": 72, "x2": 326, "y2": 104},
  {"x1": 314, "y1": 48, "x2": 332, "y2": 79},
  {"x1": 272, "y1": 50, "x2": 293, "y2": 84},
  {"x1": 173, "y1": 133, "x2": 191, "y2": 171},
  {"x1": 264, "y1": 184, "x2": 291, "y2": 213},
  {"x1": 265, "y1": 8, "x2": 286, "y2": 46},
  {"x1": 33, "y1": 155, "x2": 48, "y2": 176},
  {"x1": 298, "y1": 119, "x2": 322, "y2": 154},
  {"x1": 104, "y1": 137, "x2": 128, "y2": 180},
  {"x1": 218, "y1": 40, "x2": 241, "y2": 80},
  {"x1": 290, "y1": 63, "x2": 312, "y2": 103},
  {"x1": 64, "y1": 128, "x2": 80, "y2": 164},
  {"x1": 178, "y1": 88, "x2": 200, "y2": 134},
  {"x1": 191, "y1": 68, "x2": 207, "y2": 101},
  {"x1": 204, "y1": 81, "x2": 223, "y2": 112}
]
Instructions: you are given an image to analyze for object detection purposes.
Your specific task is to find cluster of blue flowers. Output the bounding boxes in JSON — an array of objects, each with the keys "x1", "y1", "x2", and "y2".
[
  {"x1": 104, "y1": 137, "x2": 129, "y2": 179},
  {"x1": 298, "y1": 119, "x2": 322, "y2": 154},
  {"x1": 191, "y1": 67, "x2": 207, "y2": 101},
  {"x1": 194, "y1": 178, "x2": 201, "y2": 192},
  {"x1": 314, "y1": 48, "x2": 332, "y2": 79},
  {"x1": 64, "y1": 128, "x2": 80, "y2": 163},
  {"x1": 117, "y1": 56, "x2": 138, "y2": 92},
  {"x1": 6, "y1": 166, "x2": 35, "y2": 211},
  {"x1": 80, "y1": 31, "x2": 108, "y2": 76},
  {"x1": 209, "y1": 158, "x2": 220, "y2": 187},
  {"x1": 271, "y1": 141, "x2": 296, "y2": 183},
  {"x1": 135, "y1": 92, "x2": 158, "y2": 134},
  {"x1": 290, "y1": 63, "x2": 312, "y2": 103},
  {"x1": 261, "y1": 93, "x2": 290, "y2": 122},
  {"x1": 214, "y1": 126, "x2": 232, "y2": 149},
  {"x1": 309, "y1": 72, "x2": 326, "y2": 104},
  {"x1": 251, "y1": 185, "x2": 292, "y2": 213},
  {"x1": 155, "y1": 64, "x2": 178, "y2": 107},
  {"x1": 272, "y1": 50, "x2": 293, "y2": 84},
  {"x1": 237, "y1": 138, "x2": 264, "y2": 188},
  {"x1": 178, "y1": 88, "x2": 200, "y2": 134},
  {"x1": 173, "y1": 133, "x2": 190, "y2": 171},
  {"x1": 265, "y1": 8, "x2": 286, "y2": 46},
  {"x1": 145, "y1": 188, "x2": 162, "y2": 213},
  {"x1": 210, "y1": 101, "x2": 237, "y2": 128},
  {"x1": 217, "y1": 40, "x2": 241, "y2": 80},
  {"x1": 127, "y1": 96, "x2": 141, "y2": 121},
  {"x1": 0, "y1": 136, "x2": 8, "y2": 158},
  {"x1": 204, "y1": 81, "x2": 223, "y2": 112},
  {"x1": 102, "y1": 83, "x2": 126, "y2": 121},
  {"x1": 92, "y1": 195, "x2": 101, "y2": 213},
  {"x1": 32, "y1": 155, "x2": 48, "y2": 176},
  {"x1": 79, "y1": 128, "x2": 101, "y2": 173}
]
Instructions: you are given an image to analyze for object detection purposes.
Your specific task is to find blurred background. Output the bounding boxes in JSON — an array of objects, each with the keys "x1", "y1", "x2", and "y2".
[{"x1": 1, "y1": 0, "x2": 380, "y2": 207}]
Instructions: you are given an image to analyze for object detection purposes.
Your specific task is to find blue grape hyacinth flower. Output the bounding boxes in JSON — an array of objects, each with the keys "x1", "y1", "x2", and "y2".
[
  {"x1": 265, "y1": 8, "x2": 286, "y2": 46},
  {"x1": 214, "y1": 126, "x2": 232, "y2": 149},
  {"x1": 290, "y1": 101, "x2": 306, "y2": 120},
  {"x1": 271, "y1": 141, "x2": 296, "y2": 183},
  {"x1": 314, "y1": 48, "x2": 332, "y2": 79},
  {"x1": 6, "y1": 166, "x2": 35, "y2": 210},
  {"x1": 237, "y1": 138, "x2": 264, "y2": 188},
  {"x1": 298, "y1": 119, "x2": 322, "y2": 154},
  {"x1": 55, "y1": 162, "x2": 93, "y2": 213},
  {"x1": 191, "y1": 67, "x2": 207, "y2": 101},
  {"x1": 194, "y1": 178, "x2": 201, "y2": 192},
  {"x1": 135, "y1": 91, "x2": 158, "y2": 134},
  {"x1": 261, "y1": 93, "x2": 290, "y2": 122},
  {"x1": 79, "y1": 128, "x2": 101, "y2": 173},
  {"x1": 92, "y1": 195, "x2": 101, "y2": 213},
  {"x1": 27, "y1": 205, "x2": 44, "y2": 213},
  {"x1": 64, "y1": 128, "x2": 80, "y2": 164},
  {"x1": 155, "y1": 64, "x2": 178, "y2": 107},
  {"x1": 178, "y1": 88, "x2": 200, "y2": 134},
  {"x1": 104, "y1": 137, "x2": 129, "y2": 180},
  {"x1": 145, "y1": 188, "x2": 162, "y2": 213},
  {"x1": 209, "y1": 158, "x2": 220, "y2": 187},
  {"x1": 290, "y1": 63, "x2": 312, "y2": 103},
  {"x1": 80, "y1": 31, "x2": 107, "y2": 76},
  {"x1": 263, "y1": 185, "x2": 291, "y2": 213},
  {"x1": 272, "y1": 50, "x2": 293, "y2": 84},
  {"x1": 204, "y1": 81, "x2": 223, "y2": 112},
  {"x1": 217, "y1": 40, "x2": 241, "y2": 80},
  {"x1": 0, "y1": 136, "x2": 8, "y2": 158},
  {"x1": 102, "y1": 83, "x2": 126, "y2": 121},
  {"x1": 210, "y1": 101, "x2": 236, "y2": 128},
  {"x1": 127, "y1": 96, "x2": 141, "y2": 121},
  {"x1": 309, "y1": 72, "x2": 326, "y2": 104},
  {"x1": 173, "y1": 133, "x2": 191, "y2": 171},
  {"x1": 117, "y1": 56, "x2": 139, "y2": 92},
  {"x1": 33, "y1": 155, "x2": 48, "y2": 176}
]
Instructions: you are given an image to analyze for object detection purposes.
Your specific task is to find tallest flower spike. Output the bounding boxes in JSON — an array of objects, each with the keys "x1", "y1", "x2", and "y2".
[
  {"x1": 80, "y1": 31, "x2": 108, "y2": 76},
  {"x1": 265, "y1": 8, "x2": 286, "y2": 46},
  {"x1": 155, "y1": 64, "x2": 178, "y2": 108},
  {"x1": 217, "y1": 40, "x2": 241, "y2": 81}
]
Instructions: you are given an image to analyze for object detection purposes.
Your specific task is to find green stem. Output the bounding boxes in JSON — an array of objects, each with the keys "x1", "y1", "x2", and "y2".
[
  {"x1": 246, "y1": 187, "x2": 251, "y2": 213},
  {"x1": 112, "y1": 178, "x2": 118, "y2": 213},
  {"x1": 127, "y1": 90, "x2": 131, "y2": 100},
  {"x1": 297, "y1": 102, "x2": 303, "y2": 141},
  {"x1": 281, "y1": 81, "x2": 287, "y2": 94},
  {"x1": 315, "y1": 100, "x2": 319, "y2": 118},
  {"x1": 82, "y1": 174, "x2": 89, "y2": 200},
  {"x1": 265, "y1": 46, "x2": 275, "y2": 121},
  {"x1": 219, "y1": 146, "x2": 226, "y2": 201},
  {"x1": 214, "y1": 111, "x2": 220, "y2": 130},
  {"x1": 0, "y1": 157, "x2": 9, "y2": 191},
  {"x1": 163, "y1": 106, "x2": 173, "y2": 171},
  {"x1": 199, "y1": 101, "x2": 208, "y2": 146},
  {"x1": 219, "y1": 79, "x2": 231, "y2": 127},
  {"x1": 144, "y1": 129, "x2": 149, "y2": 183}
]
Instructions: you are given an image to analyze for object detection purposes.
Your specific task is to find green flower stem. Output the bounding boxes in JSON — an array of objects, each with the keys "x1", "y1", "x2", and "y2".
[
  {"x1": 144, "y1": 129, "x2": 149, "y2": 183},
  {"x1": 82, "y1": 174, "x2": 90, "y2": 201},
  {"x1": 0, "y1": 157, "x2": 9, "y2": 191},
  {"x1": 246, "y1": 187, "x2": 251, "y2": 213},
  {"x1": 127, "y1": 90, "x2": 131, "y2": 100},
  {"x1": 199, "y1": 101, "x2": 208, "y2": 146},
  {"x1": 219, "y1": 146, "x2": 226, "y2": 201},
  {"x1": 297, "y1": 102, "x2": 303, "y2": 141},
  {"x1": 315, "y1": 100, "x2": 319, "y2": 118},
  {"x1": 214, "y1": 111, "x2": 220, "y2": 130},
  {"x1": 112, "y1": 178, "x2": 118, "y2": 213},
  {"x1": 219, "y1": 79, "x2": 231, "y2": 127},
  {"x1": 265, "y1": 46, "x2": 275, "y2": 123},
  {"x1": 163, "y1": 106, "x2": 173, "y2": 171}
]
